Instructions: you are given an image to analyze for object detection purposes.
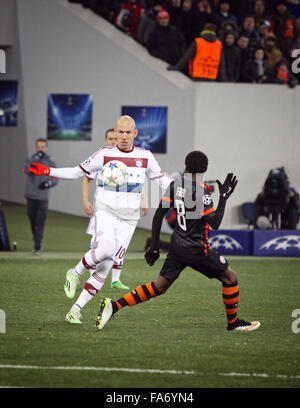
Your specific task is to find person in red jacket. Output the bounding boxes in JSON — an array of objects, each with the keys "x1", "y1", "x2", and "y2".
[
  {"x1": 270, "y1": 0, "x2": 299, "y2": 57},
  {"x1": 115, "y1": 0, "x2": 145, "y2": 41}
]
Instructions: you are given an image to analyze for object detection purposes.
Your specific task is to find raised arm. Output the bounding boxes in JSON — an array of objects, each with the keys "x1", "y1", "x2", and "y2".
[
  {"x1": 28, "y1": 162, "x2": 85, "y2": 179},
  {"x1": 28, "y1": 149, "x2": 104, "y2": 180},
  {"x1": 206, "y1": 173, "x2": 238, "y2": 230}
]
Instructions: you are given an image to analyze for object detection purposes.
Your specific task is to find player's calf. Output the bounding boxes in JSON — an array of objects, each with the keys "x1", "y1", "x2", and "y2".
[{"x1": 95, "y1": 281, "x2": 162, "y2": 330}]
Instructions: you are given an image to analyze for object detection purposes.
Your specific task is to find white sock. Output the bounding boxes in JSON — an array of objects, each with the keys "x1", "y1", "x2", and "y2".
[
  {"x1": 74, "y1": 289, "x2": 94, "y2": 310},
  {"x1": 111, "y1": 266, "x2": 121, "y2": 283},
  {"x1": 72, "y1": 267, "x2": 84, "y2": 278},
  {"x1": 73, "y1": 270, "x2": 108, "y2": 310}
]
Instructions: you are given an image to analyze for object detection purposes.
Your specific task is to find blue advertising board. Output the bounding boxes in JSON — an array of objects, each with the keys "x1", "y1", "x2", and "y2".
[
  {"x1": 0, "y1": 80, "x2": 18, "y2": 127},
  {"x1": 121, "y1": 106, "x2": 167, "y2": 153},
  {"x1": 208, "y1": 230, "x2": 252, "y2": 256},
  {"x1": 47, "y1": 93, "x2": 93, "y2": 141},
  {"x1": 253, "y1": 230, "x2": 300, "y2": 257}
]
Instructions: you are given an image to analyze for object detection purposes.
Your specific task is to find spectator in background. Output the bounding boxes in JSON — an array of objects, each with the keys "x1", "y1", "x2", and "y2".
[
  {"x1": 222, "y1": 30, "x2": 241, "y2": 82},
  {"x1": 243, "y1": 46, "x2": 271, "y2": 83},
  {"x1": 263, "y1": 31, "x2": 283, "y2": 70},
  {"x1": 190, "y1": 0, "x2": 219, "y2": 40},
  {"x1": 252, "y1": 0, "x2": 270, "y2": 29},
  {"x1": 270, "y1": 0, "x2": 299, "y2": 57},
  {"x1": 137, "y1": 0, "x2": 165, "y2": 45},
  {"x1": 147, "y1": 10, "x2": 186, "y2": 65},
  {"x1": 167, "y1": 23, "x2": 227, "y2": 81},
  {"x1": 239, "y1": 15, "x2": 261, "y2": 58},
  {"x1": 167, "y1": 0, "x2": 185, "y2": 30},
  {"x1": 271, "y1": 57, "x2": 299, "y2": 87},
  {"x1": 228, "y1": 0, "x2": 253, "y2": 23},
  {"x1": 257, "y1": 19, "x2": 273, "y2": 45},
  {"x1": 115, "y1": 0, "x2": 145, "y2": 40},
  {"x1": 219, "y1": 19, "x2": 239, "y2": 39},
  {"x1": 166, "y1": 0, "x2": 196, "y2": 47},
  {"x1": 237, "y1": 34, "x2": 251, "y2": 82},
  {"x1": 296, "y1": 14, "x2": 300, "y2": 42},
  {"x1": 181, "y1": 0, "x2": 196, "y2": 47},
  {"x1": 286, "y1": 0, "x2": 300, "y2": 19},
  {"x1": 23, "y1": 139, "x2": 58, "y2": 255},
  {"x1": 87, "y1": 0, "x2": 121, "y2": 22},
  {"x1": 212, "y1": 0, "x2": 238, "y2": 29}
]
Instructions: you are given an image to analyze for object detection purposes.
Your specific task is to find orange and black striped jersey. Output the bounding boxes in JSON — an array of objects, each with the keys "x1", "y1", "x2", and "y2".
[{"x1": 160, "y1": 174, "x2": 215, "y2": 251}]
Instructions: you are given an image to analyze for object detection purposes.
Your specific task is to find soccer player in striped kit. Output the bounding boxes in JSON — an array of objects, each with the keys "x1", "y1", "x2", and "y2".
[
  {"x1": 28, "y1": 115, "x2": 172, "y2": 324},
  {"x1": 97, "y1": 151, "x2": 261, "y2": 332}
]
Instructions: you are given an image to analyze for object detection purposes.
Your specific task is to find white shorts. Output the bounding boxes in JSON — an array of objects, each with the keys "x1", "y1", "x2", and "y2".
[{"x1": 86, "y1": 210, "x2": 136, "y2": 266}]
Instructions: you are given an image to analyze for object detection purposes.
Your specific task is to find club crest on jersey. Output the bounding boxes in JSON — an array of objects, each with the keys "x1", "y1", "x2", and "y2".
[
  {"x1": 202, "y1": 194, "x2": 212, "y2": 205},
  {"x1": 219, "y1": 256, "x2": 226, "y2": 264},
  {"x1": 82, "y1": 158, "x2": 91, "y2": 166},
  {"x1": 135, "y1": 159, "x2": 143, "y2": 167}
]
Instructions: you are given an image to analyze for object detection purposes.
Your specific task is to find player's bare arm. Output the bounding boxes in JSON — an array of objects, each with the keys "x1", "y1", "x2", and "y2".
[
  {"x1": 82, "y1": 176, "x2": 94, "y2": 215},
  {"x1": 141, "y1": 190, "x2": 149, "y2": 216}
]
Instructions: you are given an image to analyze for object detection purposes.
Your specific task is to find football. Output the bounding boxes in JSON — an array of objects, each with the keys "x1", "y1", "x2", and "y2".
[{"x1": 101, "y1": 160, "x2": 128, "y2": 188}]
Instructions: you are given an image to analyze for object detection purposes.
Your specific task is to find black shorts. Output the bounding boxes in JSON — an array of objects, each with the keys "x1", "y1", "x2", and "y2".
[{"x1": 159, "y1": 243, "x2": 228, "y2": 283}]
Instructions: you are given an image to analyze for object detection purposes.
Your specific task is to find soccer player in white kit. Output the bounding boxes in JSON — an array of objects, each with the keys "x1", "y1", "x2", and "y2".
[
  {"x1": 82, "y1": 128, "x2": 149, "y2": 290},
  {"x1": 28, "y1": 116, "x2": 172, "y2": 324}
]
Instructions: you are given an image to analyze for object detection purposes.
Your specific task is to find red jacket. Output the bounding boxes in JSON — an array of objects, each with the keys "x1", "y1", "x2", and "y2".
[{"x1": 115, "y1": 1, "x2": 144, "y2": 40}]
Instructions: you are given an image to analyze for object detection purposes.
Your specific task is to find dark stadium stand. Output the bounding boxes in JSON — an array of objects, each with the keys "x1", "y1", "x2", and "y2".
[{"x1": 67, "y1": 0, "x2": 300, "y2": 85}]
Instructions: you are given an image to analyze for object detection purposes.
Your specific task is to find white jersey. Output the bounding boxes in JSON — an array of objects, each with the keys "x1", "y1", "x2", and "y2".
[{"x1": 79, "y1": 145, "x2": 171, "y2": 224}]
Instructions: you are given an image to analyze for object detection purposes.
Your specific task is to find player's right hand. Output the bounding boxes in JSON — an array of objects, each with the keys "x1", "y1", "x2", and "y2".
[
  {"x1": 84, "y1": 201, "x2": 94, "y2": 216},
  {"x1": 216, "y1": 173, "x2": 238, "y2": 200},
  {"x1": 145, "y1": 248, "x2": 160, "y2": 266},
  {"x1": 28, "y1": 162, "x2": 50, "y2": 176}
]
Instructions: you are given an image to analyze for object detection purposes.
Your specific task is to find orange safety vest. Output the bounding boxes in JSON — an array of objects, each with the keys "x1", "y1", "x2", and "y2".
[
  {"x1": 189, "y1": 37, "x2": 222, "y2": 79},
  {"x1": 284, "y1": 18, "x2": 294, "y2": 39}
]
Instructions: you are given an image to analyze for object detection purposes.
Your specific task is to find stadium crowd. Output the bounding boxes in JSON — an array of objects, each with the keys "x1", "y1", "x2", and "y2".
[{"x1": 68, "y1": 0, "x2": 300, "y2": 85}]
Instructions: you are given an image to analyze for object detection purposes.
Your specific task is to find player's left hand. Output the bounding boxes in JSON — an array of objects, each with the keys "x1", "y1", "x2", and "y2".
[
  {"x1": 145, "y1": 248, "x2": 160, "y2": 266},
  {"x1": 28, "y1": 162, "x2": 50, "y2": 176},
  {"x1": 216, "y1": 173, "x2": 238, "y2": 200}
]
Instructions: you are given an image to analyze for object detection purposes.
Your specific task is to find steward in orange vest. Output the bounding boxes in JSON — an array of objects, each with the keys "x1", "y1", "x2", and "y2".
[
  {"x1": 167, "y1": 23, "x2": 226, "y2": 81},
  {"x1": 189, "y1": 36, "x2": 222, "y2": 79}
]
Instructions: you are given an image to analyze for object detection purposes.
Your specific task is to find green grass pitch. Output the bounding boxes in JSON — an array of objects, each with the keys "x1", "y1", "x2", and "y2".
[{"x1": 0, "y1": 201, "x2": 300, "y2": 389}]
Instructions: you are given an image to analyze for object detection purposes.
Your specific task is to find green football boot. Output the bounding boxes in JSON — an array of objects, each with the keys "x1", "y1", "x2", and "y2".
[
  {"x1": 64, "y1": 269, "x2": 80, "y2": 299},
  {"x1": 110, "y1": 280, "x2": 129, "y2": 290},
  {"x1": 65, "y1": 306, "x2": 82, "y2": 324}
]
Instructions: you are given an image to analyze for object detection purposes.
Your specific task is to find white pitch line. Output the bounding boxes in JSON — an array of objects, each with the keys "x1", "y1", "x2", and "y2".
[
  {"x1": 0, "y1": 365, "x2": 299, "y2": 380},
  {"x1": 0, "y1": 364, "x2": 197, "y2": 376},
  {"x1": 219, "y1": 372, "x2": 300, "y2": 380}
]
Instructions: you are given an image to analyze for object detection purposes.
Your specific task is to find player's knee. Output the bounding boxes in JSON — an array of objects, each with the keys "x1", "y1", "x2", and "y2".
[
  {"x1": 94, "y1": 240, "x2": 115, "y2": 261},
  {"x1": 222, "y1": 267, "x2": 237, "y2": 285},
  {"x1": 155, "y1": 276, "x2": 171, "y2": 294}
]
